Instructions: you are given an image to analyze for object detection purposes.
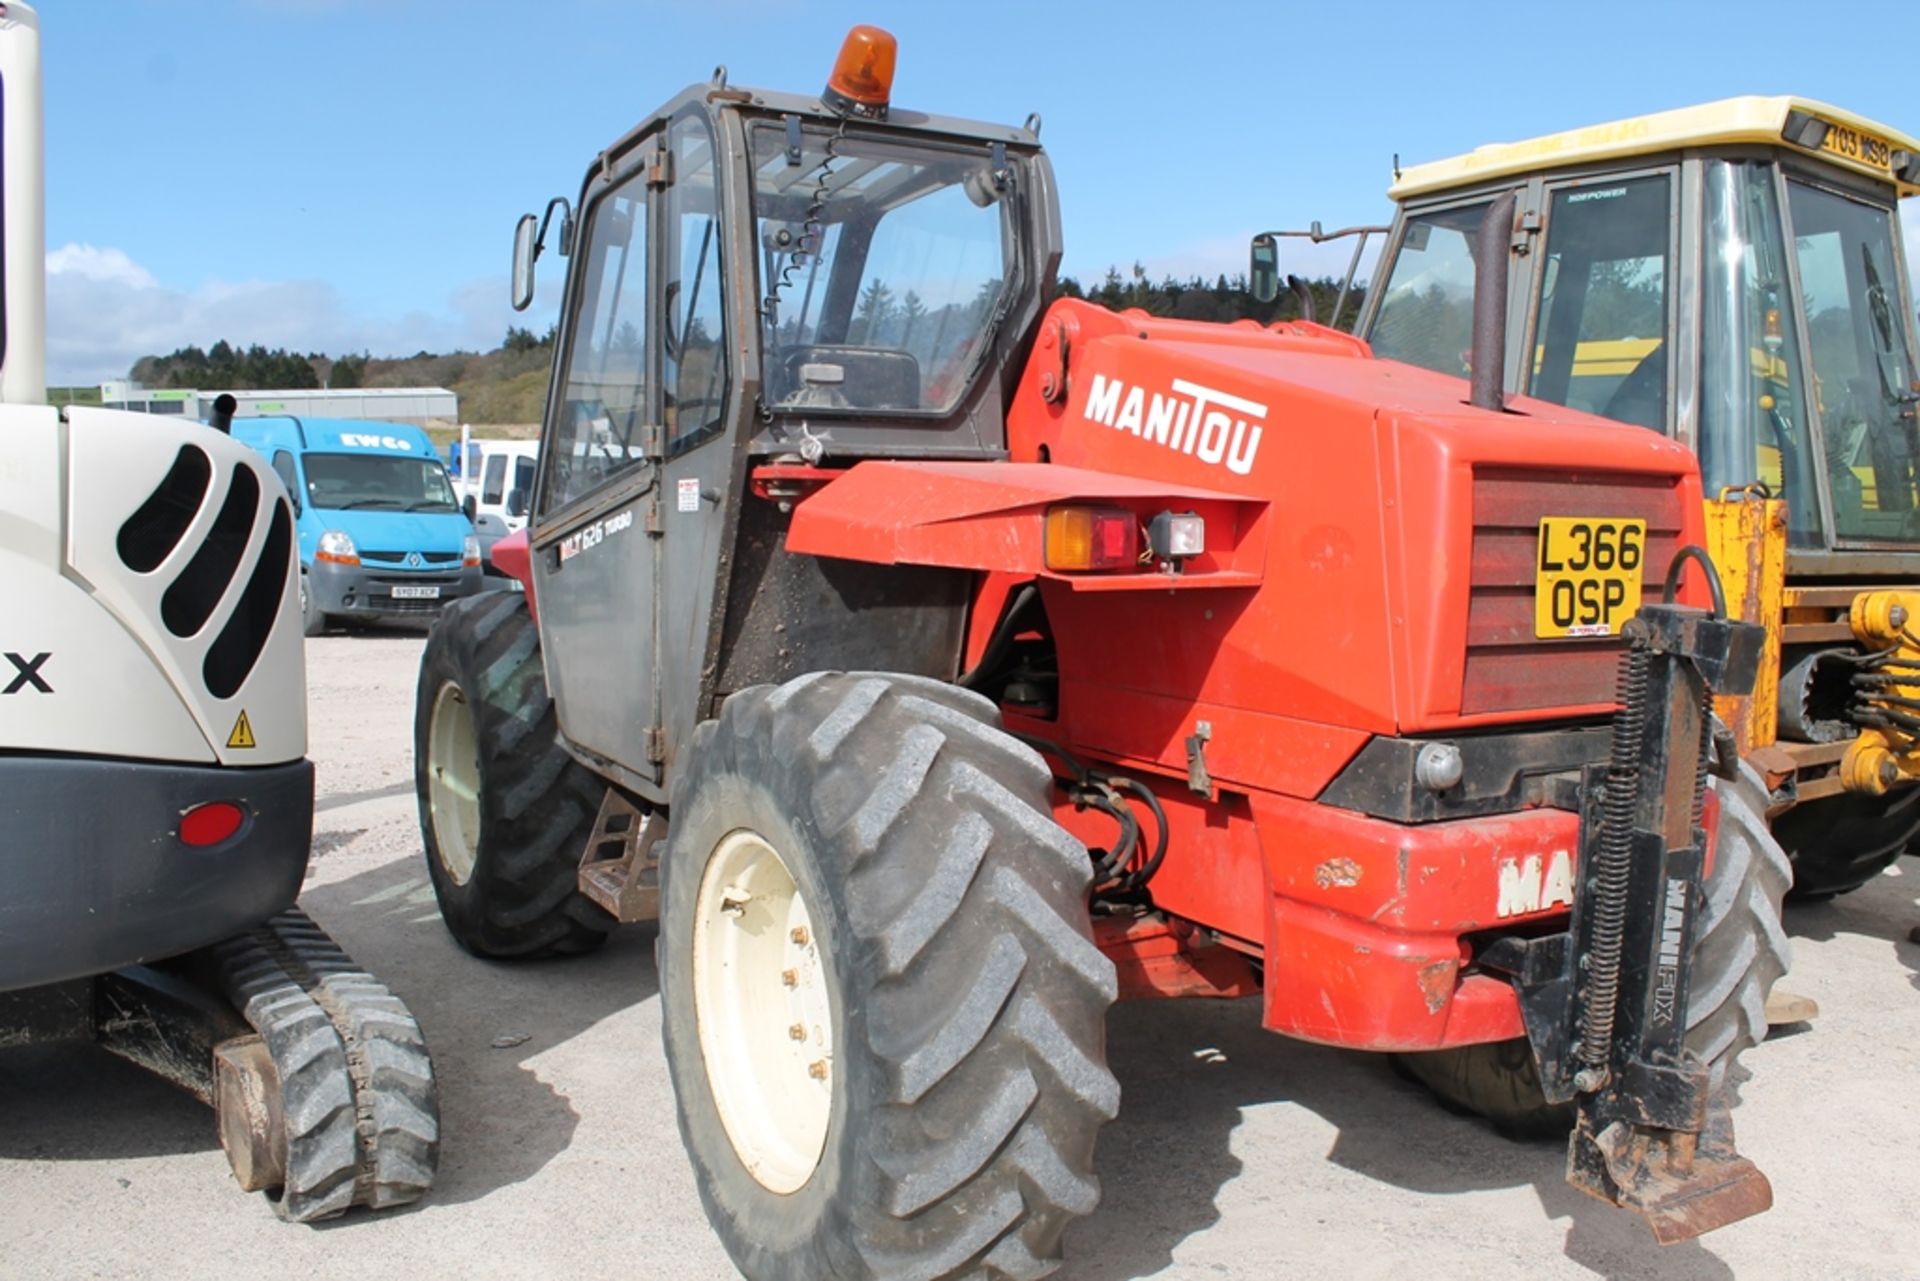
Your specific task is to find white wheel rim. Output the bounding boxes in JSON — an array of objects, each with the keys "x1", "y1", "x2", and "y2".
[
  {"x1": 427, "y1": 680, "x2": 482, "y2": 885},
  {"x1": 692, "y1": 829, "x2": 833, "y2": 1194}
]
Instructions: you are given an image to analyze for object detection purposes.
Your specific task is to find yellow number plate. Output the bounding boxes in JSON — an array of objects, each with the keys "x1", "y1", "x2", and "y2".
[
  {"x1": 1816, "y1": 119, "x2": 1896, "y2": 173},
  {"x1": 1535, "y1": 517, "x2": 1646, "y2": 638}
]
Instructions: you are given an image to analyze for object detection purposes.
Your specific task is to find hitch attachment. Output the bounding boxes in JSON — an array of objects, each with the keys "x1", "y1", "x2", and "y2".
[{"x1": 1500, "y1": 548, "x2": 1773, "y2": 1242}]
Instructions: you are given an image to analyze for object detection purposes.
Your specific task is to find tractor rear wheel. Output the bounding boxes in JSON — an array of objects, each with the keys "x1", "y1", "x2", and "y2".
[
  {"x1": 1772, "y1": 786, "x2": 1920, "y2": 900},
  {"x1": 414, "y1": 592, "x2": 613, "y2": 958},
  {"x1": 659, "y1": 672, "x2": 1119, "y2": 1281},
  {"x1": 1397, "y1": 761, "x2": 1791, "y2": 1138}
]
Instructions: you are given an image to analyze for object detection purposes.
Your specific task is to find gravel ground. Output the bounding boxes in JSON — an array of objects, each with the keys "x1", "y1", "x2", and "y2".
[{"x1": 3, "y1": 628, "x2": 1918, "y2": 1279}]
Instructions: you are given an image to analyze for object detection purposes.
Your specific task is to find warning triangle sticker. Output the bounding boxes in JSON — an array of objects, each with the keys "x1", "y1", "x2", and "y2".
[{"x1": 227, "y1": 710, "x2": 257, "y2": 750}]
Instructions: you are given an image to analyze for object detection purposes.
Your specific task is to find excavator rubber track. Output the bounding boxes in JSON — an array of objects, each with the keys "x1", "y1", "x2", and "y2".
[{"x1": 212, "y1": 908, "x2": 440, "y2": 1222}]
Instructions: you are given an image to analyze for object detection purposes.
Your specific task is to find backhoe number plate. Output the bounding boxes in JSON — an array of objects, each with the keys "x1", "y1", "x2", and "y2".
[{"x1": 1534, "y1": 517, "x2": 1645, "y2": 638}]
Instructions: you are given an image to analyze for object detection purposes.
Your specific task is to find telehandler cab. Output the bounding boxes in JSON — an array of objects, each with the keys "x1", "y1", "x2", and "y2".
[
  {"x1": 416, "y1": 26, "x2": 1789, "y2": 1277},
  {"x1": 1272, "y1": 96, "x2": 1920, "y2": 900}
]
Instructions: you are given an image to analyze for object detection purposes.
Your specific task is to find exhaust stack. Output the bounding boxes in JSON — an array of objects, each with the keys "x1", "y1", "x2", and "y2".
[{"x1": 1469, "y1": 191, "x2": 1516, "y2": 413}]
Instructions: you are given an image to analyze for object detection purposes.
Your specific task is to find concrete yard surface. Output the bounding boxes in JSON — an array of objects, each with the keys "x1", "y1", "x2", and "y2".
[{"x1": 3, "y1": 630, "x2": 1917, "y2": 1279}]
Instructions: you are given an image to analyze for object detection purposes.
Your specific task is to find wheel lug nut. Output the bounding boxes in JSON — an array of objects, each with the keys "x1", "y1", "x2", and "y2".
[
  {"x1": 782, "y1": 969, "x2": 798, "y2": 987},
  {"x1": 789, "y1": 1023, "x2": 807, "y2": 1041},
  {"x1": 808, "y1": 1059, "x2": 829, "y2": 1080},
  {"x1": 790, "y1": 926, "x2": 809, "y2": 946}
]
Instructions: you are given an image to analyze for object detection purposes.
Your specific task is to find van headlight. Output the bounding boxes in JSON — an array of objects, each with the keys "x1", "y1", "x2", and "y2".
[
  {"x1": 464, "y1": 534, "x2": 481, "y2": 568},
  {"x1": 316, "y1": 530, "x2": 359, "y2": 566}
]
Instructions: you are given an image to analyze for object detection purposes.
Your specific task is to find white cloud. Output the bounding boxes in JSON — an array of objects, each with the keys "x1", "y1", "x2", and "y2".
[
  {"x1": 47, "y1": 243, "x2": 157, "y2": 289},
  {"x1": 44, "y1": 243, "x2": 546, "y2": 386}
]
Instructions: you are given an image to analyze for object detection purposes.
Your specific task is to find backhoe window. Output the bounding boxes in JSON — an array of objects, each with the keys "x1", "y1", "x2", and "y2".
[
  {"x1": 1527, "y1": 176, "x2": 1670, "y2": 429},
  {"x1": 1699, "y1": 160, "x2": 1821, "y2": 547},
  {"x1": 546, "y1": 166, "x2": 649, "y2": 514},
  {"x1": 1369, "y1": 202, "x2": 1489, "y2": 376},
  {"x1": 1787, "y1": 180, "x2": 1920, "y2": 542},
  {"x1": 752, "y1": 124, "x2": 1013, "y2": 414}
]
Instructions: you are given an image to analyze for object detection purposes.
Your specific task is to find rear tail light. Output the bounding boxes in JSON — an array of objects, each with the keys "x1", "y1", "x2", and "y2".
[
  {"x1": 1045, "y1": 506, "x2": 1137, "y2": 572},
  {"x1": 180, "y1": 801, "x2": 246, "y2": 847}
]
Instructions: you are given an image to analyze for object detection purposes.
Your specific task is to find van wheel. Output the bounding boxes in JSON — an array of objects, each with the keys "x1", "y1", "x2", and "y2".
[
  {"x1": 300, "y1": 570, "x2": 326, "y2": 637},
  {"x1": 414, "y1": 592, "x2": 613, "y2": 958},
  {"x1": 660, "y1": 672, "x2": 1119, "y2": 1280}
]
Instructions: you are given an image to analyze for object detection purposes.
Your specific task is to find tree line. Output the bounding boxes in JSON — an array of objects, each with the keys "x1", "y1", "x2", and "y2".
[{"x1": 124, "y1": 271, "x2": 1360, "y2": 400}]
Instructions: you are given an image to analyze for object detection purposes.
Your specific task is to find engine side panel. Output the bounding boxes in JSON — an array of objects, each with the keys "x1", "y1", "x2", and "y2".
[{"x1": 63, "y1": 407, "x2": 307, "y2": 765}]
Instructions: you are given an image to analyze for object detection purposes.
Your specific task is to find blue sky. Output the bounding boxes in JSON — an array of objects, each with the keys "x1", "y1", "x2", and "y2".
[{"x1": 38, "y1": 0, "x2": 1920, "y2": 383}]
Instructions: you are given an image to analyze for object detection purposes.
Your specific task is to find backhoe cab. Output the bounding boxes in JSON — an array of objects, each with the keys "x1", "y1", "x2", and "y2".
[
  {"x1": 419, "y1": 28, "x2": 1790, "y2": 1277},
  {"x1": 1345, "y1": 96, "x2": 1920, "y2": 899}
]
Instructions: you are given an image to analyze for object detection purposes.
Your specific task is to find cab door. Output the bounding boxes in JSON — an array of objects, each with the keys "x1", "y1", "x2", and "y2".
[{"x1": 529, "y1": 123, "x2": 664, "y2": 792}]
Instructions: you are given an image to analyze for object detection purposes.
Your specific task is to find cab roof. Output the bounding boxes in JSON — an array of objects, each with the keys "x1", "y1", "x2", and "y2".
[
  {"x1": 232, "y1": 416, "x2": 436, "y2": 455},
  {"x1": 1389, "y1": 96, "x2": 1920, "y2": 201}
]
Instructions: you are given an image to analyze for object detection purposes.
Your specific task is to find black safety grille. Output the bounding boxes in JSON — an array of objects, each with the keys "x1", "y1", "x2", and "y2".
[
  {"x1": 117, "y1": 445, "x2": 212, "y2": 573},
  {"x1": 204, "y1": 499, "x2": 293, "y2": 699},
  {"x1": 162, "y1": 466, "x2": 261, "y2": 638}
]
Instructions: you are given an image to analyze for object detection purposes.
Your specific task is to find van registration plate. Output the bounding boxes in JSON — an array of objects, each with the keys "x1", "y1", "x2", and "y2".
[
  {"x1": 1534, "y1": 517, "x2": 1645, "y2": 638},
  {"x1": 391, "y1": 584, "x2": 441, "y2": 600}
]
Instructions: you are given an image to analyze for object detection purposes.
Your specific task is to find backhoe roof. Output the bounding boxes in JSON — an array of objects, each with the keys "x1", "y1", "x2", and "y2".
[{"x1": 1389, "y1": 96, "x2": 1920, "y2": 200}]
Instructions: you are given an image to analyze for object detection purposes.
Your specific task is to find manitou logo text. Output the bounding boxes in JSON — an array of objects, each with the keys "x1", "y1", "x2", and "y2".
[
  {"x1": 1081, "y1": 373, "x2": 1266, "y2": 476},
  {"x1": 1652, "y1": 875, "x2": 1688, "y2": 1027},
  {"x1": 1494, "y1": 849, "x2": 1574, "y2": 918}
]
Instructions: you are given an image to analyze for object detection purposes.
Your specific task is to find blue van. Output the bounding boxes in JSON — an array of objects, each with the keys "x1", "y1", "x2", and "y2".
[{"x1": 230, "y1": 417, "x2": 482, "y2": 634}]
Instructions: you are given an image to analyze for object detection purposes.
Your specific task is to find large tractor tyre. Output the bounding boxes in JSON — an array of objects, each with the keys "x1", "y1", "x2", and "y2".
[
  {"x1": 1397, "y1": 760, "x2": 1791, "y2": 1139},
  {"x1": 414, "y1": 591, "x2": 613, "y2": 959},
  {"x1": 1772, "y1": 786, "x2": 1920, "y2": 901},
  {"x1": 658, "y1": 672, "x2": 1120, "y2": 1281}
]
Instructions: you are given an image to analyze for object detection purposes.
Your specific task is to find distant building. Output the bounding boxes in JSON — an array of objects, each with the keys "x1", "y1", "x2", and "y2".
[{"x1": 97, "y1": 381, "x2": 458, "y2": 427}]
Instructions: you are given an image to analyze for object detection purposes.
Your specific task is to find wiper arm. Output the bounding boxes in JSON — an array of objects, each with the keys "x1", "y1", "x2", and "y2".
[
  {"x1": 338, "y1": 498, "x2": 402, "y2": 510},
  {"x1": 407, "y1": 501, "x2": 457, "y2": 511}
]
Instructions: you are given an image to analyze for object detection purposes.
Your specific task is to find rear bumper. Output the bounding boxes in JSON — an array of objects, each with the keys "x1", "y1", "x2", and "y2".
[
  {"x1": 310, "y1": 559, "x2": 483, "y2": 620},
  {"x1": 0, "y1": 755, "x2": 313, "y2": 991}
]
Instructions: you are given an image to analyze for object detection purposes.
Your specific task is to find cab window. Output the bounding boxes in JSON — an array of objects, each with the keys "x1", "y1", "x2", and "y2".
[
  {"x1": 1369, "y1": 202, "x2": 1490, "y2": 376},
  {"x1": 1787, "y1": 180, "x2": 1920, "y2": 542},
  {"x1": 752, "y1": 125, "x2": 1014, "y2": 414},
  {"x1": 544, "y1": 164, "x2": 649, "y2": 515},
  {"x1": 1526, "y1": 176, "x2": 1671, "y2": 430},
  {"x1": 1694, "y1": 161, "x2": 1820, "y2": 544},
  {"x1": 665, "y1": 114, "x2": 729, "y2": 455},
  {"x1": 482, "y1": 454, "x2": 507, "y2": 505}
]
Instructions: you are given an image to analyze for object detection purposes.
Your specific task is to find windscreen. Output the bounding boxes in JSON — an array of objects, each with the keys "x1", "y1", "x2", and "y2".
[
  {"x1": 302, "y1": 454, "x2": 459, "y2": 512},
  {"x1": 752, "y1": 123, "x2": 1014, "y2": 414}
]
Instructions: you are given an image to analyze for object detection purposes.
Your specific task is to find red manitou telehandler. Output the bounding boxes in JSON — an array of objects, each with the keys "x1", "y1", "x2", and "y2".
[{"x1": 413, "y1": 25, "x2": 1788, "y2": 1278}]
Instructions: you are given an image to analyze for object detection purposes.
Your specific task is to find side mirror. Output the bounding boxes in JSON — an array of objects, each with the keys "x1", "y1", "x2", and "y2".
[
  {"x1": 462, "y1": 493, "x2": 478, "y2": 523},
  {"x1": 510, "y1": 213, "x2": 538, "y2": 312},
  {"x1": 507, "y1": 488, "x2": 528, "y2": 518},
  {"x1": 1249, "y1": 233, "x2": 1280, "y2": 304}
]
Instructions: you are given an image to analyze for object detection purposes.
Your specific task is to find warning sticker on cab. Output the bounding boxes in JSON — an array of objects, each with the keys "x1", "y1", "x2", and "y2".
[{"x1": 227, "y1": 710, "x2": 256, "y2": 749}]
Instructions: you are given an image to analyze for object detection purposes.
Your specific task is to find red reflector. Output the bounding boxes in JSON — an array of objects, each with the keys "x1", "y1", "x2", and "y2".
[{"x1": 180, "y1": 801, "x2": 245, "y2": 847}]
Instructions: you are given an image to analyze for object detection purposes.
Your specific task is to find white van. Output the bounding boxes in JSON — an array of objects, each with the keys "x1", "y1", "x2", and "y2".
[{"x1": 450, "y1": 434, "x2": 538, "y2": 583}]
